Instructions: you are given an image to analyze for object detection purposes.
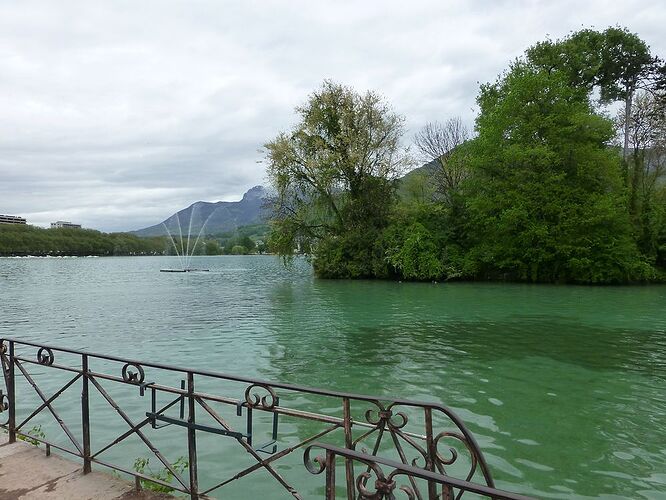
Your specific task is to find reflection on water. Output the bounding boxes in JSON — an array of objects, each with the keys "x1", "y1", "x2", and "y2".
[{"x1": 1, "y1": 256, "x2": 665, "y2": 498}]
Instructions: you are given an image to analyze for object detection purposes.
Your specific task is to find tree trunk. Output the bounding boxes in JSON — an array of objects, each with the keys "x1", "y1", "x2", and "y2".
[{"x1": 623, "y1": 87, "x2": 633, "y2": 184}]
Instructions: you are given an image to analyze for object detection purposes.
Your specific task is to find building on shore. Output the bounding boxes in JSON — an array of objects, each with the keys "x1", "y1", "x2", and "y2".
[
  {"x1": 51, "y1": 221, "x2": 82, "y2": 229},
  {"x1": 0, "y1": 214, "x2": 27, "y2": 224}
]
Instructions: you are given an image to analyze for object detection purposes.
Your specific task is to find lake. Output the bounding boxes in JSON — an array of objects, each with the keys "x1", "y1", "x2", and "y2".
[{"x1": 1, "y1": 256, "x2": 665, "y2": 498}]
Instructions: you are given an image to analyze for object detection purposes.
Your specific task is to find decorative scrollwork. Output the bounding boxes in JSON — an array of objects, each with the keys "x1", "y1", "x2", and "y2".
[
  {"x1": 364, "y1": 402, "x2": 409, "y2": 430},
  {"x1": 357, "y1": 469, "x2": 397, "y2": 499},
  {"x1": 433, "y1": 431, "x2": 477, "y2": 481},
  {"x1": 37, "y1": 347, "x2": 54, "y2": 366},
  {"x1": 0, "y1": 391, "x2": 8, "y2": 413},
  {"x1": 0, "y1": 341, "x2": 6, "y2": 355},
  {"x1": 358, "y1": 462, "x2": 417, "y2": 499},
  {"x1": 303, "y1": 445, "x2": 327, "y2": 475},
  {"x1": 244, "y1": 383, "x2": 278, "y2": 409},
  {"x1": 121, "y1": 363, "x2": 145, "y2": 384}
]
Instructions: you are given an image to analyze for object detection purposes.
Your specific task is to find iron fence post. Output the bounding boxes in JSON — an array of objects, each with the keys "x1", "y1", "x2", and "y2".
[
  {"x1": 82, "y1": 354, "x2": 91, "y2": 473},
  {"x1": 8, "y1": 340, "x2": 15, "y2": 443},
  {"x1": 342, "y1": 397, "x2": 355, "y2": 500},
  {"x1": 187, "y1": 371, "x2": 198, "y2": 499},
  {"x1": 326, "y1": 448, "x2": 336, "y2": 500},
  {"x1": 424, "y1": 407, "x2": 437, "y2": 499}
]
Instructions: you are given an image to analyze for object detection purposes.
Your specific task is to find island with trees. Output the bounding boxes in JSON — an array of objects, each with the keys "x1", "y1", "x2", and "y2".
[{"x1": 265, "y1": 27, "x2": 666, "y2": 284}]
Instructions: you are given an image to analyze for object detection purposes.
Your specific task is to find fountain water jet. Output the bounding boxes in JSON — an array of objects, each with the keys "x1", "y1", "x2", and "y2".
[{"x1": 160, "y1": 204, "x2": 217, "y2": 273}]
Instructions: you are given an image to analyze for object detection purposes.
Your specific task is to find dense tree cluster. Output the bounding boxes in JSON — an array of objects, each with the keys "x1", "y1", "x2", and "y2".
[
  {"x1": 208, "y1": 224, "x2": 268, "y2": 254},
  {"x1": 266, "y1": 28, "x2": 666, "y2": 284},
  {"x1": 0, "y1": 225, "x2": 167, "y2": 256}
]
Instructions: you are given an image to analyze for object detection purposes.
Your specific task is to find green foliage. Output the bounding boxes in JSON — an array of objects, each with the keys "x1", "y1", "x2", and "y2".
[
  {"x1": 263, "y1": 30, "x2": 664, "y2": 284},
  {"x1": 133, "y1": 456, "x2": 188, "y2": 493},
  {"x1": 265, "y1": 80, "x2": 409, "y2": 272},
  {"x1": 312, "y1": 228, "x2": 388, "y2": 279},
  {"x1": 0, "y1": 225, "x2": 167, "y2": 256},
  {"x1": 204, "y1": 240, "x2": 222, "y2": 255},
  {"x1": 209, "y1": 224, "x2": 267, "y2": 254},
  {"x1": 465, "y1": 63, "x2": 652, "y2": 283},
  {"x1": 18, "y1": 425, "x2": 46, "y2": 446},
  {"x1": 397, "y1": 166, "x2": 436, "y2": 205},
  {"x1": 384, "y1": 222, "x2": 443, "y2": 280},
  {"x1": 526, "y1": 27, "x2": 654, "y2": 103}
]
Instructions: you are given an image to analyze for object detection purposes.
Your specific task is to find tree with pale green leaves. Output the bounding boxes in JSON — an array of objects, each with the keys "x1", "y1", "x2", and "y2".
[{"x1": 265, "y1": 80, "x2": 410, "y2": 277}]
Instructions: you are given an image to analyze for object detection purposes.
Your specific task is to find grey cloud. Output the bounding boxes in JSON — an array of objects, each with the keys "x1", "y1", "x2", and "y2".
[{"x1": 1, "y1": 0, "x2": 665, "y2": 231}]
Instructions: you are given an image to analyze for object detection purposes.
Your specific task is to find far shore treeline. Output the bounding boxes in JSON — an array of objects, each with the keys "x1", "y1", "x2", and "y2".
[
  {"x1": 0, "y1": 224, "x2": 267, "y2": 257},
  {"x1": 0, "y1": 224, "x2": 167, "y2": 256},
  {"x1": 265, "y1": 27, "x2": 666, "y2": 284}
]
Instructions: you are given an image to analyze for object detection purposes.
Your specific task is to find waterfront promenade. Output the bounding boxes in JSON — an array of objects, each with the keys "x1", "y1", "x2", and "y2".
[{"x1": 0, "y1": 438, "x2": 172, "y2": 500}]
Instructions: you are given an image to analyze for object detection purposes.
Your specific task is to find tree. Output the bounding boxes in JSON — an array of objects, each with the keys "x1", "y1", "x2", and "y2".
[
  {"x1": 465, "y1": 62, "x2": 651, "y2": 283},
  {"x1": 265, "y1": 80, "x2": 410, "y2": 276},
  {"x1": 204, "y1": 240, "x2": 222, "y2": 255},
  {"x1": 413, "y1": 118, "x2": 471, "y2": 206},
  {"x1": 617, "y1": 90, "x2": 666, "y2": 260},
  {"x1": 526, "y1": 27, "x2": 657, "y2": 165}
]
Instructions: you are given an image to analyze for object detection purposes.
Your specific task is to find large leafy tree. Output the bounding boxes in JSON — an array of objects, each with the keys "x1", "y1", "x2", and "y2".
[
  {"x1": 265, "y1": 81, "x2": 410, "y2": 276},
  {"x1": 526, "y1": 27, "x2": 657, "y2": 163},
  {"x1": 465, "y1": 63, "x2": 651, "y2": 283}
]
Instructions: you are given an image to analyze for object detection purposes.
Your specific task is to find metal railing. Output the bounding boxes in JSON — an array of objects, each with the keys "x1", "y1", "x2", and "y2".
[
  {"x1": 304, "y1": 444, "x2": 533, "y2": 500},
  {"x1": 0, "y1": 338, "x2": 531, "y2": 499}
]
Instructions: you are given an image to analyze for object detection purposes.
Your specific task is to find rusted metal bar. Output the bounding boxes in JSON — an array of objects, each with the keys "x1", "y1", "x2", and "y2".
[
  {"x1": 91, "y1": 395, "x2": 182, "y2": 459},
  {"x1": 342, "y1": 397, "x2": 355, "y2": 500},
  {"x1": 187, "y1": 372, "x2": 198, "y2": 500},
  {"x1": 16, "y1": 373, "x2": 82, "y2": 431},
  {"x1": 8, "y1": 340, "x2": 16, "y2": 443},
  {"x1": 1, "y1": 337, "x2": 496, "y2": 409},
  {"x1": 82, "y1": 354, "x2": 91, "y2": 474},
  {"x1": 196, "y1": 396, "x2": 302, "y2": 498},
  {"x1": 8, "y1": 430, "x2": 77, "y2": 456},
  {"x1": 425, "y1": 407, "x2": 436, "y2": 499},
  {"x1": 326, "y1": 448, "x2": 336, "y2": 500},
  {"x1": 89, "y1": 375, "x2": 189, "y2": 490},
  {"x1": 14, "y1": 359, "x2": 83, "y2": 454},
  {"x1": 389, "y1": 426, "x2": 423, "y2": 499},
  {"x1": 91, "y1": 456, "x2": 191, "y2": 495},
  {"x1": 1, "y1": 337, "x2": 521, "y2": 499},
  {"x1": 305, "y1": 443, "x2": 535, "y2": 500}
]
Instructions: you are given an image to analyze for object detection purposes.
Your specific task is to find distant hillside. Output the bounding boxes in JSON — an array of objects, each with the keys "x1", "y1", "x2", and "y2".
[
  {"x1": 396, "y1": 160, "x2": 439, "y2": 201},
  {"x1": 133, "y1": 186, "x2": 268, "y2": 237},
  {"x1": 134, "y1": 165, "x2": 440, "y2": 238}
]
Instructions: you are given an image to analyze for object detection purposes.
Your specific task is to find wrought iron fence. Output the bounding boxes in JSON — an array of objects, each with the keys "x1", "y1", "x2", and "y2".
[
  {"x1": 304, "y1": 444, "x2": 534, "y2": 500},
  {"x1": 0, "y1": 338, "x2": 531, "y2": 499}
]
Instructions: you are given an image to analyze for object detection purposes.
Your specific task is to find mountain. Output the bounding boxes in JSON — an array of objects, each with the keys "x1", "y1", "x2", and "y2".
[
  {"x1": 133, "y1": 186, "x2": 268, "y2": 237},
  {"x1": 134, "y1": 165, "x2": 441, "y2": 238}
]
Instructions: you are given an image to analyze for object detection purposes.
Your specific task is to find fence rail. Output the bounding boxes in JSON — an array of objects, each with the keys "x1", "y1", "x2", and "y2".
[{"x1": 0, "y1": 338, "x2": 531, "y2": 499}]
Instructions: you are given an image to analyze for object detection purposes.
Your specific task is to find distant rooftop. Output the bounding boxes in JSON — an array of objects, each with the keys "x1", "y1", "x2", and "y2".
[
  {"x1": 0, "y1": 214, "x2": 26, "y2": 225},
  {"x1": 51, "y1": 221, "x2": 82, "y2": 229}
]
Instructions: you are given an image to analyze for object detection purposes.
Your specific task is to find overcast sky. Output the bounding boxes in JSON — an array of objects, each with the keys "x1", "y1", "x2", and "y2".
[{"x1": 1, "y1": 0, "x2": 665, "y2": 232}]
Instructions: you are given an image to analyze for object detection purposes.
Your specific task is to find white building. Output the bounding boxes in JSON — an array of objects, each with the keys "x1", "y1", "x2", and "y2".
[
  {"x1": 0, "y1": 214, "x2": 26, "y2": 224},
  {"x1": 51, "y1": 221, "x2": 82, "y2": 229}
]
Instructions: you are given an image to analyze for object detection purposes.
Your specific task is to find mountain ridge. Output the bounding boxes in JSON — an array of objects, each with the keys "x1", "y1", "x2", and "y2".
[
  {"x1": 133, "y1": 165, "x2": 437, "y2": 237},
  {"x1": 133, "y1": 186, "x2": 269, "y2": 237}
]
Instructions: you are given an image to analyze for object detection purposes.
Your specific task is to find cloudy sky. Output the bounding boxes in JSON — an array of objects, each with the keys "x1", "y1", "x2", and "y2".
[{"x1": 1, "y1": 0, "x2": 665, "y2": 232}]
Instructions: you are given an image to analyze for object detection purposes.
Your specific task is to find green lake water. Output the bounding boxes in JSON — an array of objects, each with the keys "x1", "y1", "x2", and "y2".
[{"x1": 0, "y1": 256, "x2": 665, "y2": 498}]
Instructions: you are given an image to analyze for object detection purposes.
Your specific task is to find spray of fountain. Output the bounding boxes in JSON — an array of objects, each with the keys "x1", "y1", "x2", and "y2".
[{"x1": 160, "y1": 205, "x2": 217, "y2": 273}]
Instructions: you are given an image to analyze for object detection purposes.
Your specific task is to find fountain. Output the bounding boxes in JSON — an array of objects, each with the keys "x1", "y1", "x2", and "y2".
[{"x1": 159, "y1": 205, "x2": 215, "y2": 272}]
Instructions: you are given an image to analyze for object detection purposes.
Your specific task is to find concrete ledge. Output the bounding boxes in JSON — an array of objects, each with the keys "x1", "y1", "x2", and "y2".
[{"x1": 0, "y1": 438, "x2": 174, "y2": 500}]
